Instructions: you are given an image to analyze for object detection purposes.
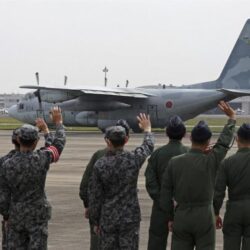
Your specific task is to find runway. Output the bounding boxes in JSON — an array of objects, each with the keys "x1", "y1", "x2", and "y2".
[{"x1": 0, "y1": 130, "x2": 237, "y2": 250}]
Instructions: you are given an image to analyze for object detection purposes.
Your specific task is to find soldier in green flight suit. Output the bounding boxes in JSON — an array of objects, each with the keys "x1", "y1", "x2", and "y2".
[
  {"x1": 213, "y1": 123, "x2": 250, "y2": 250},
  {"x1": 145, "y1": 115, "x2": 188, "y2": 250},
  {"x1": 160, "y1": 101, "x2": 236, "y2": 250},
  {"x1": 79, "y1": 119, "x2": 130, "y2": 250}
]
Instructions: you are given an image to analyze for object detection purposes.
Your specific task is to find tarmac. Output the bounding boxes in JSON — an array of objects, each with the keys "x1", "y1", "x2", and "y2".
[{"x1": 0, "y1": 130, "x2": 237, "y2": 250}]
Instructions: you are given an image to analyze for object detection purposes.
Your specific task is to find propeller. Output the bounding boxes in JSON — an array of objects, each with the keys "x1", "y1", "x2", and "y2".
[
  {"x1": 34, "y1": 72, "x2": 42, "y2": 110},
  {"x1": 64, "y1": 75, "x2": 68, "y2": 86}
]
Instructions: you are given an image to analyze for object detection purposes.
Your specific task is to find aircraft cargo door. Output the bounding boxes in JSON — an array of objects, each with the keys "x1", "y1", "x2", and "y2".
[{"x1": 147, "y1": 105, "x2": 158, "y2": 126}]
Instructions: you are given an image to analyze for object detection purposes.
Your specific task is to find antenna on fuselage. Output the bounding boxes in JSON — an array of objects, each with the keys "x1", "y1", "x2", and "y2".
[
  {"x1": 126, "y1": 80, "x2": 129, "y2": 88},
  {"x1": 64, "y1": 75, "x2": 68, "y2": 86},
  {"x1": 35, "y1": 72, "x2": 39, "y2": 85},
  {"x1": 103, "y1": 66, "x2": 108, "y2": 87}
]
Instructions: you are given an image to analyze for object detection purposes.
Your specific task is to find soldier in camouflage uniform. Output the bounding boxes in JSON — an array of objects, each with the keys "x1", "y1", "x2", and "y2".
[
  {"x1": 145, "y1": 115, "x2": 188, "y2": 250},
  {"x1": 88, "y1": 113, "x2": 154, "y2": 250},
  {"x1": 79, "y1": 120, "x2": 130, "y2": 250},
  {"x1": 0, "y1": 107, "x2": 66, "y2": 250},
  {"x1": 160, "y1": 101, "x2": 236, "y2": 250},
  {"x1": 0, "y1": 129, "x2": 20, "y2": 250},
  {"x1": 213, "y1": 123, "x2": 250, "y2": 250},
  {"x1": 0, "y1": 125, "x2": 54, "y2": 250}
]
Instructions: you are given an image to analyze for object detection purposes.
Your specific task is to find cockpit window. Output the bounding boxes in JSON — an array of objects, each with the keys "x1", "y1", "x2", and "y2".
[{"x1": 18, "y1": 103, "x2": 24, "y2": 110}]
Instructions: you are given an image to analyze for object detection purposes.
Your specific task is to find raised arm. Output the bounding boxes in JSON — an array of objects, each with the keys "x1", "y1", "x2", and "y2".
[
  {"x1": 209, "y1": 101, "x2": 236, "y2": 175},
  {"x1": 42, "y1": 107, "x2": 66, "y2": 163},
  {"x1": 134, "y1": 113, "x2": 154, "y2": 167},
  {"x1": 36, "y1": 118, "x2": 54, "y2": 147}
]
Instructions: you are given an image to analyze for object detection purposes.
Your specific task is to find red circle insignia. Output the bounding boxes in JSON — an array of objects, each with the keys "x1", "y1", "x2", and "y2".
[{"x1": 166, "y1": 101, "x2": 173, "y2": 109}]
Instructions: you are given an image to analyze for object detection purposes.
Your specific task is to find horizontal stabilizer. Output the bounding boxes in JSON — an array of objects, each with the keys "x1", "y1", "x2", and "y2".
[{"x1": 218, "y1": 88, "x2": 250, "y2": 97}]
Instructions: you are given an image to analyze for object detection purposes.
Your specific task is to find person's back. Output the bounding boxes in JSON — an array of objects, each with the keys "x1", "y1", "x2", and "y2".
[
  {"x1": 145, "y1": 116, "x2": 188, "y2": 250},
  {"x1": 79, "y1": 119, "x2": 130, "y2": 250},
  {"x1": 146, "y1": 141, "x2": 188, "y2": 191},
  {"x1": 160, "y1": 101, "x2": 236, "y2": 250},
  {"x1": 4, "y1": 149, "x2": 51, "y2": 212},
  {"x1": 220, "y1": 150, "x2": 250, "y2": 199},
  {"x1": 214, "y1": 123, "x2": 250, "y2": 250},
  {"x1": 0, "y1": 129, "x2": 20, "y2": 250},
  {"x1": 0, "y1": 107, "x2": 66, "y2": 250},
  {"x1": 88, "y1": 113, "x2": 154, "y2": 250},
  {"x1": 171, "y1": 150, "x2": 220, "y2": 204},
  {"x1": 79, "y1": 148, "x2": 107, "y2": 208},
  {"x1": 94, "y1": 148, "x2": 148, "y2": 225}
]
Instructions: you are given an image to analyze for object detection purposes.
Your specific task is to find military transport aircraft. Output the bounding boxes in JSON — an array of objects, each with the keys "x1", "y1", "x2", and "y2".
[{"x1": 8, "y1": 19, "x2": 250, "y2": 132}]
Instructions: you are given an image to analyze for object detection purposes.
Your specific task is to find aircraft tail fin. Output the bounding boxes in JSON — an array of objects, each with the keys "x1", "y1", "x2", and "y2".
[{"x1": 217, "y1": 19, "x2": 250, "y2": 89}]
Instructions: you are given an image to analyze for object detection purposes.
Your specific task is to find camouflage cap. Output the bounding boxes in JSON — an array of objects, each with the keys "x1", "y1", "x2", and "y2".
[
  {"x1": 18, "y1": 124, "x2": 39, "y2": 141},
  {"x1": 116, "y1": 119, "x2": 130, "y2": 136},
  {"x1": 12, "y1": 128, "x2": 20, "y2": 142},
  {"x1": 191, "y1": 120, "x2": 212, "y2": 143},
  {"x1": 237, "y1": 123, "x2": 250, "y2": 140},
  {"x1": 105, "y1": 126, "x2": 126, "y2": 141}
]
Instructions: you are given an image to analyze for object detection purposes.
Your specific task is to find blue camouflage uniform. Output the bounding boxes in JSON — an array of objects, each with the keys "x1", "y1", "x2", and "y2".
[
  {"x1": 0, "y1": 124, "x2": 66, "y2": 250},
  {"x1": 0, "y1": 150, "x2": 16, "y2": 250},
  {"x1": 79, "y1": 119, "x2": 131, "y2": 250},
  {"x1": 0, "y1": 130, "x2": 54, "y2": 250},
  {"x1": 1, "y1": 128, "x2": 20, "y2": 250},
  {"x1": 88, "y1": 127, "x2": 154, "y2": 250}
]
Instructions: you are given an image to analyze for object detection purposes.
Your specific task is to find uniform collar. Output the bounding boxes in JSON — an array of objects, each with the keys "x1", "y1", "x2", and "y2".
[
  {"x1": 189, "y1": 148, "x2": 204, "y2": 154},
  {"x1": 169, "y1": 139, "x2": 182, "y2": 144},
  {"x1": 106, "y1": 148, "x2": 124, "y2": 156}
]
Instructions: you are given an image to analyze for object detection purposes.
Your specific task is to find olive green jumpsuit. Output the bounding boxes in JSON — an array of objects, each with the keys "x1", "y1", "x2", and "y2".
[
  {"x1": 145, "y1": 140, "x2": 188, "y2": 250},
  {"x1": 79, "y1": 148, "x2": 107, "y2": 250},
  {"x1": 160, "y1": 119, "x2": 235, "y2": 250},
  {"x1": 214, "y1": 147, "x2": 250, "y2": 250}
]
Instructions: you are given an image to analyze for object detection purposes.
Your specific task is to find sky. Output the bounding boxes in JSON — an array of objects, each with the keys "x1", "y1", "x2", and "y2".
[{"x1": 0, "y1": 0, "x2": 250, "y2": 93}]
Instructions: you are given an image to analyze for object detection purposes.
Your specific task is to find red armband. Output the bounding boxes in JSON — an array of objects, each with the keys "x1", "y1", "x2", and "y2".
[{"x1": 47, "y1": 146, "x2": 60, "y2": 162}]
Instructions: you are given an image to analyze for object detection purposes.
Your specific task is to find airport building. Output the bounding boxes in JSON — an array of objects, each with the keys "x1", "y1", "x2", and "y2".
[{"x1": 0, "y1": 94, "x2": 23, "y2": 110}]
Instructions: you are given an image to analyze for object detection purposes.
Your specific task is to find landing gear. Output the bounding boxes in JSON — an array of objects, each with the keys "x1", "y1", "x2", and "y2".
[
  {"x1": 131, "y1": 126, "x2": 143, "y2": 133},
  {"x1": 100, "y1": 128, "x2": 106, "y2": 133}
]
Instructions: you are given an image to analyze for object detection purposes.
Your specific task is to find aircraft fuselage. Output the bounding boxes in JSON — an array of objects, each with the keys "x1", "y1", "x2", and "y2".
[{"x1": 8, "y1": 88, "x2": 229, "y2": 132}]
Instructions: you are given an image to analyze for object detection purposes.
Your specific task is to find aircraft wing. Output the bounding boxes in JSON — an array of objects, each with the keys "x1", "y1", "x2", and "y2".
[{"x1": 20, "y1": 85, "x2": 154, "y2": 99}]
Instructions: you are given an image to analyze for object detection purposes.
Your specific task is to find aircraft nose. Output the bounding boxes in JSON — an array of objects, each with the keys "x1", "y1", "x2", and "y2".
[{"x1": 8, "y1": 104, "x2": 18, "y2": 119}]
